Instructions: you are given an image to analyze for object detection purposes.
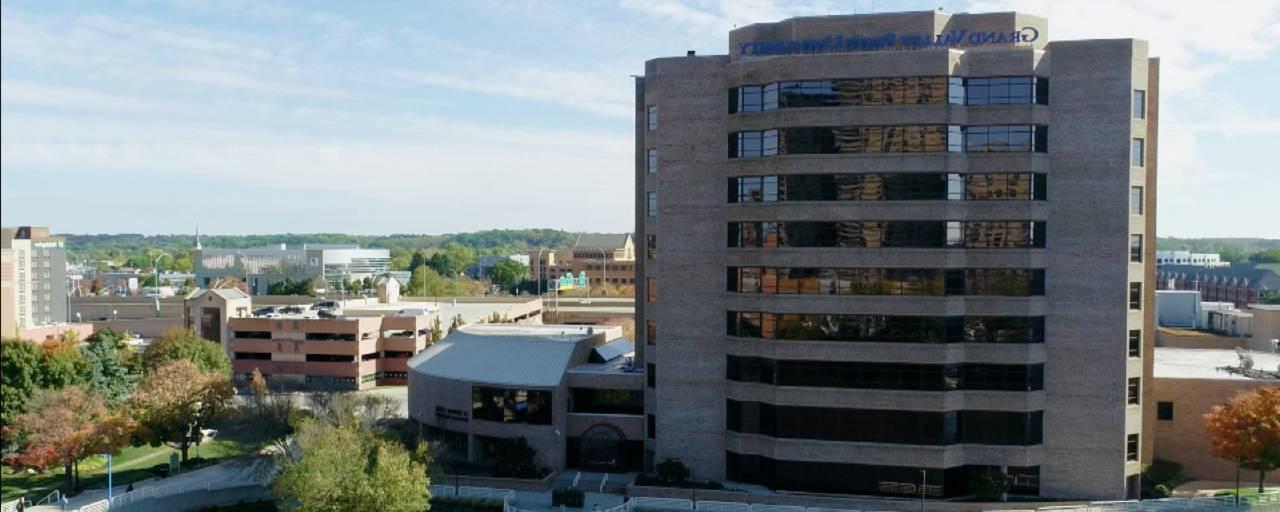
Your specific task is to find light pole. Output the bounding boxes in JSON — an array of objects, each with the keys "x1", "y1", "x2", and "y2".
[
  {"x1": 99, "y1": 453, "x2": 113, "y2": 505},
  {"x1": 1236, "y1": 457, "x2": 1242, "y2": 506},
  {"x1": 112, "y1": 309, "x2": 118, "y2": 321},
  {"x1": 920, "y1": 468, "x2": 926, "y2": 512}
]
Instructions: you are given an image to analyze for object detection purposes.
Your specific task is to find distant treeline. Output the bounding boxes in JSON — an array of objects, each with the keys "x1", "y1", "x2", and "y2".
[
  {"x1": 61, "y1": 229, "x2": 617, "y2": 271},
  {"x1": 1156, "y1": 237, "x2": 1280, "y2": 264}
]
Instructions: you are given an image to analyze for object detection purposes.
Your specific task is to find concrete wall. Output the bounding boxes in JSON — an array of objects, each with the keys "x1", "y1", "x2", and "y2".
[
  {"x1": 1156, "y1": 330, "x2": 1252, "y2": 350},
  {"x1": 71, "y1": 296, "x2": 186, "y2": 321},
  {"x1": 88, "y1": 319, "x2": 181, "y2": 338},
  {"x1": 1151, "y1": 377, "x2": 1279, "y2": 483}
]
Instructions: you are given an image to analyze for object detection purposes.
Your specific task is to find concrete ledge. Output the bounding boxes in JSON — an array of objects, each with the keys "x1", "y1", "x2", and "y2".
[
  {"x1": 442, "y1": 473, "x2": 556, "y2": 492},
  {"x1": 626, "y1": 484, "x2": 1089, "y2": 512}
]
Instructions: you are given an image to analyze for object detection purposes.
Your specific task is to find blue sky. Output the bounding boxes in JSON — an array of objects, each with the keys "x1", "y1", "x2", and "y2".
[{"x1": 2, "y1": 0, "x2": 1278, "y2": 237}]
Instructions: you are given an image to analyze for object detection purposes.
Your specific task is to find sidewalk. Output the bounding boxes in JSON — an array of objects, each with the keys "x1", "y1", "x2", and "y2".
[
  {"x1": 509, "y1": 491, "x2": 625, "y2": 512},
  {"x1": 30, "y1": 457, "x2": 264, "y2": 511}
]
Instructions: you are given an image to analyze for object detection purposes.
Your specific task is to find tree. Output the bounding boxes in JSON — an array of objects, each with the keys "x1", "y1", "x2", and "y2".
[
  {"x1": 6, "y1": 386, "x2": 135, "y2": 490},
  {"x1": 130, "y1": 360, "x2": 234, "y2": 461},
  {"x1": 143, "y1": 328, "x2": 232, "y2": 375},
  {"x1": 407, "y1": 251, "x2": 426, "y2": 273},
  {"x1": 82, "y1": 329, "x2": 140, "y2": 403},
  {"x1": 268, "y1": 278, "x2": 315, "y2": 296},
  {"x1": 1219, "y1": 247, "x2": 1248, "y2": 263},
  {"x1": 1250, "y1": 249, "x2": 1280, "y2": 264},
  {"x1": 408, "y1": 266, "x2": 483, "y2": 297},
  {"x1": 429, "y1": 316, "x2": 443, "y2": 343},
  {"x1": 40, "y1": 339, "x2": 90, "y2": 389},
  {"x1": 272, "y1": 419, "x2": 428, "y2": 512},
  {"x1": 1204, "y1": 387, "x2": 1280, "y2": 491},
  {"x1": 489, "y1": 259, "x2": 528, "y2": 291},
  {"x1": 1, "y1": 338, "x2": 44, "y2": 426},
  {"x1": 655, "y1": 458, "x2": 691, "y2": 486},
  {"x1": 218, "y1": 369, "x2": 299, "y2": 456},
  {"x1": 427, "y1": 243, "x2": 476, "y2": 277}
]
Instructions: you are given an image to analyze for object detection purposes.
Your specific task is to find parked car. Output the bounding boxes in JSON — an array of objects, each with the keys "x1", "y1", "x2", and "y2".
[
  {"x1": 311, "y1": 300, "x2": 339, "y2": 310},
  {"x1": 253, "y1": 306, "x2": 278, "y2": 317},
  {"x1": 279, "y1": 306, "x2": 305, "y2": 315}
]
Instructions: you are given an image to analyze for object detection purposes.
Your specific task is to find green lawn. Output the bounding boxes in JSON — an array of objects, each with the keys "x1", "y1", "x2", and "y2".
[
  {"x1": 1214, "y1": 487, "x2": 1279, "y2": 497},
  {"x1": 0, "y1": 439, "x2": 248, "y2": 502}
]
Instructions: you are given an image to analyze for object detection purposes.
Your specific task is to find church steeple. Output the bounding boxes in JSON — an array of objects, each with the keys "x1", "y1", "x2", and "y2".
[{"x1": 195, "y1": 224, "x2": 202, "y2": 250}]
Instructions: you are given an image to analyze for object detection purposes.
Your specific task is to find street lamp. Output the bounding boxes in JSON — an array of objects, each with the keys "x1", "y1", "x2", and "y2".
[
  {"x1": 99, "y1": 453, "x2": 113, "y2": 505},
  {"x1": 920, "y1": 468, "x2": 927, "y2": 512},
  {"x1": 112, "y1": 309, "x2": 118, "y2": 321}
]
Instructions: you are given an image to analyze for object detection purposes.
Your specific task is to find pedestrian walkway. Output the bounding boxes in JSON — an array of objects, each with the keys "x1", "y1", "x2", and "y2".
[{"x1": 27, "y1": 457, "x2": 266, "y2": 511}]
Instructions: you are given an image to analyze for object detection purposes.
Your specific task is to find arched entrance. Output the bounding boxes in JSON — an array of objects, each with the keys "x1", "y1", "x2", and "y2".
[{"x1": 579, "y1": 423, "x2": 627, "y2": 473}]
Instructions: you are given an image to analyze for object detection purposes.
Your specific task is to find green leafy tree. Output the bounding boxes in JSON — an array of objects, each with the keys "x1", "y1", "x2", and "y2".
[
  {"x1": 655, "y1": 458, "x2": 691, "y2": 486},
  {"x1": 81, "y1": 329, "x2": 140, "y2": 403},
  {"x1": 489, "y1": 259, "x2": 528, "y2": 291},
  {"x1": 1, "y1": 338, "x2": 44, "y2": 425},
  {"x1": 171, "y1": 253, "x2": 195, "y2": 273},
  {"x1": 40, "y1": 339, "x2": 90, "y2": 389},
  {"x1": 272, "y1": 419, "x2": 428, "y2": 512},
  {"x1": 408, "y1": 251, "x2": 426, "y2": 272},
  {"x1": 143, "y1": 328, "x2": 232, "y2": 375},
  {"x1": 1219, "y1": 247, "x2": 1248, "y2": 263},
  {"x1": 268, "y1": 277, "x2": 315, "y2": 296},
  {"x1": 408, "y1": 266, "x2": 483, "y2": 297},
  {"x1": 131, "y1": 360, "x2": 234, "y2": 461},
  {"x1": 139, "y1": 273, "x2": 159, "y2": 287},
  {"x1": 430, "y1": 316, "x2": 443, "y2": 343},
  {"x1": 427, "y1": 243, "x2": 476, "y2": 277},
  {"x1": 1250, "y1": 249, "x2": 1280, "y2": 264}
]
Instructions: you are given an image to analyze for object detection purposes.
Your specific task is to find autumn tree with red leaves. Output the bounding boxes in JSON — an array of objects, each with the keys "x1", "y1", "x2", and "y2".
[
  {"x1": 1204, "y1": 386, "x2": 1280, "y2": 491},
  {"x1": 5, "y1": 386, "x2": 135, "y2": 489}
]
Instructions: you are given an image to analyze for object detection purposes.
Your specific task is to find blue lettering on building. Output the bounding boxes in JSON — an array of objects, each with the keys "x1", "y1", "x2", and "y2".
[{"x1": 739, "y1": 26, "x2": 1039, "y2": 56}]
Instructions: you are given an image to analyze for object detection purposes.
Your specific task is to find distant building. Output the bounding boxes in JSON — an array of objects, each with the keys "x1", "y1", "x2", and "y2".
[
  {"x1": 1155, "y1": 250, "x2": 1226, "y2": 267},
  {"x1": 408, "y1": 324, "x2": 643, "y2": 472},
  {"x1": 529, "y1": 234, "x2": 636, "y2": 290},
  {"x1": 1152, "y1": 347, "x2": 1280, "y2": 484},
  {"x1": 2, "y1": 226, "x2": 69, "y2": 337},
  {"x1": 226, "y1": 296, "x2": 544, "y2": 390},
  {"x1": 1157, "y1": 263, "x2": 1280, "y2": 308},
  {"x1": 194, "y1": 243, "x2": 391, "y2": 295}
]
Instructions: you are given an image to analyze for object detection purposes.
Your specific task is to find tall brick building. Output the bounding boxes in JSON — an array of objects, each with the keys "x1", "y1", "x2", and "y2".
[{"x1": 635, "y1": 11, "x2": 1157, "y2": 500}]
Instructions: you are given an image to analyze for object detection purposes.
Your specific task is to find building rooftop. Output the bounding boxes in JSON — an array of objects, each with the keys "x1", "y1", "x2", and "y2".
[
  {"x1": 573, "y1": 233, "x2": 632, "y2": 251},
  {"x1": 408, "y1": 324, "x2": 610, "y2": 388},
  {"x1": 187, "y1": 288, "x2": 250, "y2": 301},
  {"x1": 345, "y1": 298, "x2": 539, "y2": 324},
  {"x1": 1154, "y1": 347, "x2": 1280, "y2": 381},
  {"x1": 1159, "y1": 263, "x2": 1280, "y2": 291}
]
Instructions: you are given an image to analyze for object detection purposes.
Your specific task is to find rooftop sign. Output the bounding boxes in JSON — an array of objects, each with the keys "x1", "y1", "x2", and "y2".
[{"x1": 738, "y1": 27, "x2": 1039, "y2": 56}]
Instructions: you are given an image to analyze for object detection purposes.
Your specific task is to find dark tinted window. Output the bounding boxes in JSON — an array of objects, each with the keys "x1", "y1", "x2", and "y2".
[
  {"x1": 1129, "y1": 329, "x2": 1142, "y2": 357},
  {"x1": 965, "y1": 125, "x2": 1047, "y2": 152},
  {"x1": 966, "y1": 77, "x2": 1044, "y2": 105},
  {"x1": 729, "y1": 221, "x2": 1045, "y2": 249},
  {"x1": 570, "y1": 388, "x2": 643, "y2": 415},
  {"x1": 727, "y1": 400, "x2": 1041, "y2": 446},
  {"x1": 472, "y1": 386, "x2": 553, "y2": 425},
  {"x1": 727, "y1": 311, "x2": 1044, "y2": 344},
  {"x1": 727, "y1": 356, "x2": 1043, "y2": 392},
  {"x1": 1157, "y1": 401, "x2": 1173, "y2": 421}
]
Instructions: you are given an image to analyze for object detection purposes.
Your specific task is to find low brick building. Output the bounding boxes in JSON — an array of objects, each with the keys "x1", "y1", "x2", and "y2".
[
  {"x1": 1157, "y1": 264, "x2": 1280, "y2": 308},
  {"x1": 1151, "y1": 347, "x2": 1280, "y2": 483},
  {"x1": 228, "y1": 313, "x2": 429, "y2": 389}
]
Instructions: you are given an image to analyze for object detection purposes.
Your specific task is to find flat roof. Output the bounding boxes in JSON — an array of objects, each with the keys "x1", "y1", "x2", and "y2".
[
  {"x1": 346, "y1": 299, "x2": 539, "y2": 324},
  {"x1": 408, "y1": 324, "x2": 603, "y2": 388},
  {"x1": 1154, "y1": 347, "x2": 1280, "y2": 381}
]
